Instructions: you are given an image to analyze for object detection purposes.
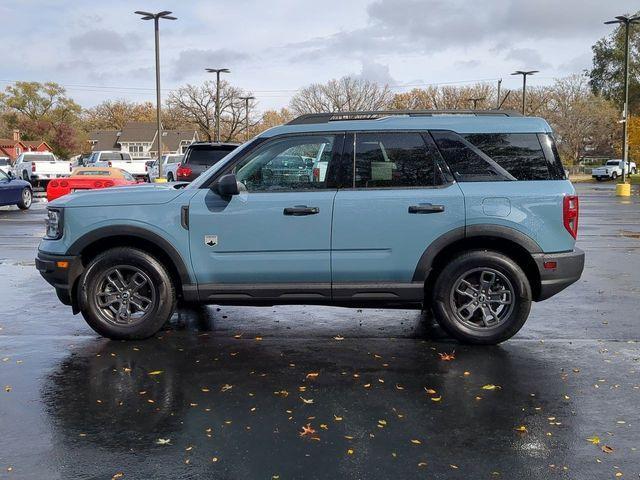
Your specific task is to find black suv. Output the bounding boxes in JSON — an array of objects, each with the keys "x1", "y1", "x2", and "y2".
[{"x1": 176, "y1": 142, "x2": 239, "y2": 182}]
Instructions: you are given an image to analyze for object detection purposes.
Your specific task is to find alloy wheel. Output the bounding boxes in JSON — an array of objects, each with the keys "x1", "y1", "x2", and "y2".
[
  {"x1": 95, "y1": 266, "x2": 156, "y2": 326},
  {"x1": 449, "y1": 267, "x2": 515, "y2": 330}
]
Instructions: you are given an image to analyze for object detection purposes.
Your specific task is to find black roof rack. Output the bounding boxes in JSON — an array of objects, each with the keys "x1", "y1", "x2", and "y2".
[{"x1": 287, "y1": 109, "x2": 522, "y2": 125}]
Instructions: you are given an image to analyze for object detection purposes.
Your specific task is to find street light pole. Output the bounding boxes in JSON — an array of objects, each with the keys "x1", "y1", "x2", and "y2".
[
  {"x1": 205, "y1": 68, "x2": 230, "y2": 142},
  {"x1": 496, "y1": 79, "x2": 502, "y2": 109},
  {"x1": 135, "y1": 10, "x2": 176, "y2": 181},
  {"x1": 238, "y1": 96, "x2": 255, "y2": 141},
  {"x1": 466, "y1": 97, "x2": 485, "y2": 110},
  {"x1": 605, "y1": 15, "x2": 640, "y2": 183},
  {"x1": 511, "y1": 70, "x2": 539, "y2": 115}
]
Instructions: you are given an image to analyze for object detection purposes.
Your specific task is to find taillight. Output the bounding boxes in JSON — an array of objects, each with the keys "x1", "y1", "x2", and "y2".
[
  {"x1": 31, "y1": 162, "x2": 36, "y2": 172},
  {"x1": 313, "y1": 167, "x2": 320, "y2": 181},
  {"x1": 104, "y1": 180, "x2": 114, "y2": 187},
  {"x1": 50, "y1": 180, "x2": 59, "y2": 188},
  {"x1": 94, "y1": 180, "x2": 103, "y2": 188},
  {"x1": 60, "y1": 180, "x2": 68, "y2": 187},
  {"x1": 69, "y1": 163, "x2": 72, "y2": 172},
  {"x1": 107, "y1": 161, "x2": 112, "y2": 167},
  {"x1": 177, "y1": 164, "x2": 192, "y2": 178},
  {"x1": 563, "y1": 195, "x2": 579, "y2": 239}
]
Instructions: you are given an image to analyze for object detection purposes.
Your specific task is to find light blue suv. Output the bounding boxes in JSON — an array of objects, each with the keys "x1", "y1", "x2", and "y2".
[{"x1": 36, "y1": 110, "x2": 584, "y2": 344}]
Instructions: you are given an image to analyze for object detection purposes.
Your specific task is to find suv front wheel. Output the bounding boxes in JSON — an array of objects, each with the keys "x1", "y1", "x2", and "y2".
[
  {"x1": 431, "y1": 250, "x2": 531, "y2": 345},
  {"x1": 79, "y1": 248, "x2": 176, "y2": 340}
]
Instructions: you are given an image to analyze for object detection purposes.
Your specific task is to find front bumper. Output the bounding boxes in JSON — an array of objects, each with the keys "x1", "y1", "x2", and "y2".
[
  {"x1": 36, "y1": 250, "x2": 84, "y2": 306},
  {"x1": 532, "y1": 248, "x2": 585, "y2": 301}
]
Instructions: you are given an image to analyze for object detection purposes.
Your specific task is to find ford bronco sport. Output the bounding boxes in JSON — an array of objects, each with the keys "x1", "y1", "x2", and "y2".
[{"x1": 36, "y1": 110, "x2": 584, "y2": 344}]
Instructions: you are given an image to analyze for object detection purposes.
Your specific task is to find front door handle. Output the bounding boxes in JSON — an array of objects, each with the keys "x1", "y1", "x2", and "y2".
[
  {"x1": 408, "y1": 204, "x2": 445, "y2": 214},
  {"x1": 283, "y1": 206, "x2": 320, "y2": 216}
]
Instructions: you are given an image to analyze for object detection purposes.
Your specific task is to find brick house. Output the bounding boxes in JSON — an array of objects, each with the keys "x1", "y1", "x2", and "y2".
[
  {"x1": 89, "y1": 122, "x2": 199, "y2": 158},
  {"x1": 0, "y1": 130, "x2": 52, "y2": 163}
]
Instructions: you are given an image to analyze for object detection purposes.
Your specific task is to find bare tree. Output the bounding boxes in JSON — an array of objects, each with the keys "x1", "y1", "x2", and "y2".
[
  {"x1": 289, "y1": 76, "x2": 393, "y2": 114},
  {"x1": 167, "y1": 80, "x2": 257, "y2": 142},
  {"x1": 83, "y1": 99, "x2": 156, "y2": 131},
  {"x1": 391, "y1": 84, "x2": 495, "y2": 110}
]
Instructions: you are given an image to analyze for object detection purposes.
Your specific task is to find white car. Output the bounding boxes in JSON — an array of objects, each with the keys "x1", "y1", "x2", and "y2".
[
  {"x1": 0, "y1": 157, "x2": 10, "y2": 175},
  {"x1": 13, "y1": 152, "x2": 71, "y2": 186},
  {"x1": 148, "y1": 153, "x2": 184, "y2": 182},
  {"x1": 88, "y1": 151, "x2": 149, "y2": 181},
  {"x1": 592, "y1": 159, "x2": 637, "y2": 181}
]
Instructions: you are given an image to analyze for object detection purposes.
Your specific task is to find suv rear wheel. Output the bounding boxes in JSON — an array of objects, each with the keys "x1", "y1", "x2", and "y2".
[
  {"x1": 431, "y1": 250, "x2": 531, "y2": 345},
  {"x1": 78, "y1": 247, "x2": 176, "y2": 340}
]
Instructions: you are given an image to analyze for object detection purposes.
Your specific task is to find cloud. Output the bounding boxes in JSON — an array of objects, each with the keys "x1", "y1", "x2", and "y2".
[
  {"x1": 172, "y1": 48, "x2": 250, "y2": 80},
  {"x1": 504, "y1": 48, "x2": 551, "y2": 70},
  {"x1": 69, "y1": 29, "x2": 141, "y2": 53},
  {"x1": 357, "y1": 59, "x2": 396, "y2": 85}
]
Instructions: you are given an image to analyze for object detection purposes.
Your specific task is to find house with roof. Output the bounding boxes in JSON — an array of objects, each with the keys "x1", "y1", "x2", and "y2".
[
  {"x1": 89, "y1": 122, "x2": 199, "y2": 158},
  {"x1": 0, "y1": 130, "x2": 52, "y2": 163}
]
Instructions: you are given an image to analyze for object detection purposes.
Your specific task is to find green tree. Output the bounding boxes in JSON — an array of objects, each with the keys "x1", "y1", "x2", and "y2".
[{"x1": 588, "y1": 14, "x2": 640, "y2": 114}]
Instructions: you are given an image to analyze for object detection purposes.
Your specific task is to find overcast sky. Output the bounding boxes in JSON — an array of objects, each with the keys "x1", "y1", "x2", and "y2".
[{"x1": 1, "y1": 0, "x2": 636, "y2": 111}]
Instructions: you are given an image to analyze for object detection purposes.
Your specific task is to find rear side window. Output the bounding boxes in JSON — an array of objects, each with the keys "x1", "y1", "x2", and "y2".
[
  {"x1": 353, "y1": 132, "x2": 442, "y2": 188},
  {"x1": 101, "y1": 152, "x2": 122, "y2": 161},
  {"x1": 186, "y1": 147, "x2": 236, "y2": 166},
  {"x1": 23, "y1": 154, "x2": 55, "y2": 162},
  {"x1": 430, "y1": 131, "x2": 512, "y2": 182},
  {"x1": 463, "y1": 133, "x2": 560, "y2": 180}
]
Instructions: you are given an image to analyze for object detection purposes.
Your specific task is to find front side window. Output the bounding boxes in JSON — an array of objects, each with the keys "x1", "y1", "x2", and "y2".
[
  {"x1": 233, "y1": 135, "x2": 335, "y2": 192},
  {"x1": 0, "y1": 169, "x2": 8, "y2": 181},
  {"x1": 354, "y1": 132, "x2": 442, "y2": 188}
]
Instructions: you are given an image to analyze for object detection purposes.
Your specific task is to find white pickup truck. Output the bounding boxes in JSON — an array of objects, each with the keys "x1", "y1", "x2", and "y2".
[
  {"x1": 592, "y1": 159, "x2": 637, "y2": 181},
  {"x1": 14, "y1": 152, "x2": 72, "y2": 186},
  {"x1": 88, "y1": 151, "x2": 149, "y2": 181}
]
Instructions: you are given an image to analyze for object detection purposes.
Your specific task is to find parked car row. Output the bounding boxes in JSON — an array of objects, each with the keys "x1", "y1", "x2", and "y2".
[{"x1": 591, "y1": 159, "x2": 637, "y2": 181}]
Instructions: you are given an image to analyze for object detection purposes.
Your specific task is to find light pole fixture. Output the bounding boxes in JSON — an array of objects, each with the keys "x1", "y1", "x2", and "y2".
[
  {"x1": 605, "y1": 14, "x2": 640, "y2": 184},
  {"x1": 466, "y1": 97, "x2": 485, "y2": 110},
  {"x1": 238, "y1": 96, "x2": 255, "y2": 141},
  {"x1": 205, "y1": 68, "x2": 230, "y2": 142},
  {"x1": 511, "y1": 70, "x2": 539, "y2": 116},
  {"x1": 135, "y1": 10, "x2": 176, "y2": 181}
]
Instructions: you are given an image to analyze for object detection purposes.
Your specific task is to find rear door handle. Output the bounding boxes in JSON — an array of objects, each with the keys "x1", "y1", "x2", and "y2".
[
  {"x1": 408, "y1": 204, "x2": 445, "y2": 214},
  {"x1": 283, "y1": 206, "x2": 320, "y2": 216}
]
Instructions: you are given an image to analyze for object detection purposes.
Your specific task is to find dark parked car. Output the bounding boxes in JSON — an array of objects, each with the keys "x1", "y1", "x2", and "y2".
[
  {"x1": 0, "y1": 170, "x2": 32, "y2": 209},
  {"x1": 176, "y1": 142, "x2": 239, "y2": 182}
]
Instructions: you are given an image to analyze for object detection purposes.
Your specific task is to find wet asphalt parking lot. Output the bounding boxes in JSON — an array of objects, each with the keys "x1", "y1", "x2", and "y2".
[{"x1": 0, "y1": 183, "x2": 638, "y2": 480}]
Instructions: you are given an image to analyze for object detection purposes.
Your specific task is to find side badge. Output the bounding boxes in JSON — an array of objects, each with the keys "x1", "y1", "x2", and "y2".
[{"x1": 204, "y1": 235, "x2": 218, "y2": 247}]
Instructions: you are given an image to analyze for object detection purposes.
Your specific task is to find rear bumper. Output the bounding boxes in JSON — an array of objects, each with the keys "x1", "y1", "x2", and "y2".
[
  {"x1": 532, "y1": 248, "x2": 585, "y2": 301},
  {"x1": 36, "y1": 250, "x2": 84, "y2": 306}
]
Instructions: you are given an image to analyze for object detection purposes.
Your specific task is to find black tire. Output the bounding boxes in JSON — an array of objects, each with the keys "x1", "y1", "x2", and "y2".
[
  {"x1": 595, "y1": 177, "x2": 603, "y2": 182},
  {"x1": 167, "y1": 173, "x2": 174, "y2": 182},
  {"x1": 631, "y1": 168, "x2": 637, "y2": 175},
  {"x1": 78, "y1": 247, "x2": 176, "y2": 340},
  {"x1": 611, "y1": 172, "x2": 618, "y2": 180},
  {"x1": 17, "y1": 187, "x2": 32, "y2": 210},
  {"x1": 431, "y1": 250, "x2": 532, "y2": 345}
]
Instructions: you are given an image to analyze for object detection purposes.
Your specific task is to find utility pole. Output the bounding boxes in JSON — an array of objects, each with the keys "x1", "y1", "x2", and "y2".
[
  {"x1": 238, "y1": 96, "x2": 255, "y2": 141},
  {"x1": 135, "y1": 10, "x2": 176, "y2": 181},
  {"x1": 205, "y1": 68, "x2": 230, "y2": 142},
  {"x1": 466, "y1": 97, "x2": 485, "y2": 110},
  {"x1": 605, "y1": 14, "x2": 640, "y2": 183},
  {"x1": 496, "y1": 79, "x2": 502, "y2": 109},
  {"x1": 511, "y1": 70, "x2": 539, "y2": 115}
]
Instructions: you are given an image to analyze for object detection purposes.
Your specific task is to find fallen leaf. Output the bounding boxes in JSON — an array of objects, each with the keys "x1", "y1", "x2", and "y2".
[
  {"x1": 463, "y1": 371, "x2": 471, "y2": 376},
  {"x1": 211, "y1": 457, "x2": 218, "y2": 463},
  {"x1": 255, "y1": 336, "x2": 263, "y2": 341},
  {"x1": 515, "y1": 425, "x2": 528, "y2": 433},
  {"x1": 430, "y1": 396, "x2": 442, "y2": 402},
  {"x1": 586, "y1": 436, "x2": 601, "y2": 445},
  {"x1": 334, "y1": 415, "x2": 343, "y2": 421},
  {"x1": 601, "y1": 445, "x2": 614, "y2": 454},
  {"x1": 299, "y1": 423, "x2": 316, "y2": 437},
  {"x1": 112, "y1": 473, "x2": 124, "y2": 480},
  {"x1": 347, "y1": 448, "x2": 354, "y2": 455},
  {"x1": 438, "y1": 351, "x2": 456, "y2": 361},
  {"x1": 410, "y1": 439, "x2": 422, "y2": 445},
  {"x1": 333, "y1": 335, "x2": 345, "y2": 341},
  {"x1": 299, "y1": 396, "x2": 314, "y2": 404},
  {"x1": 221, "y1": 384, "x2": 233, "y2": 392},
  {"x1": 156, "y1": 438, "x2": 171, "y2": 445},
  {"x1": 482, "y1": 384, "x2": 501, "y2": 390},
  {"x1": 424, "y1": 388, "x2": 437, "y2": 395},
  {"x1": 4, "y1": 386, "x2": 11, "y2": 393},
  {"x1": 148, "y1": 370, "x2": 163, "y2": 376},
  {"x1": 274, "y1": 390, "x2": 289, "y2": 397},
  {"x1": 306, "y1": 372, "x2": 319, "y2": 380},
  {"x1": 395, "y1": 384, "x2": 405, "y2": 390},
  {"x1": 320, "y1": 424, "x2": 328, "y2": 430}
]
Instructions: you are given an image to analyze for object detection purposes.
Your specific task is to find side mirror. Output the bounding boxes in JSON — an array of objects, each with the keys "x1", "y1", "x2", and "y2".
[
  {"x1": 7, "y1": 170, "x2": 14, "y2": 180},
  {"x1": 216, "y1": 174, "x2": 240, "y2": 197}
]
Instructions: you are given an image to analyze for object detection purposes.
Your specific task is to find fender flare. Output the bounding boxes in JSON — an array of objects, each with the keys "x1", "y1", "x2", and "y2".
[
  {"x1": 412, "y1": 224, "x2": 542, "y2": 282},
  {"x1": 68, "y1": 225, "x2": 193, "y2": 286}
]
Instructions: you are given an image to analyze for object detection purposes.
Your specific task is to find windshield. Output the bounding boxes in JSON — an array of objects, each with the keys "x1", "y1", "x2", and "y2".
[
  {"x1": 186, "y1": 139, "x2": 264, "y2": 189},
  {"x1": 0, "y1": 159, "x2": 8, "y2": 166},
  {"x1": 185, "y1": 147, "x2": 235, "y2": 166},
  {"x1": 606, "y1": 160, "x2": 620, "y2": 166}
]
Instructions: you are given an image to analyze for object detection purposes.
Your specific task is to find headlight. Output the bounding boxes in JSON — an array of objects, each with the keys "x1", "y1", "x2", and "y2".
[{"x1": 45, "y1": 208, "x2": 63, "y2": 239}]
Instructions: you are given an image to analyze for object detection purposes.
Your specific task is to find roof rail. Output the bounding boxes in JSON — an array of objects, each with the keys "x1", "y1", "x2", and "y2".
[{"x1": 287, "y1": 109, "x2": 523, "y2": 125}]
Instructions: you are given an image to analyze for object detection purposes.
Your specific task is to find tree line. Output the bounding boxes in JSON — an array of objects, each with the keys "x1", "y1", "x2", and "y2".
[{"x1": 0, "y1": 20, "x2": 636, "y2": 165}]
